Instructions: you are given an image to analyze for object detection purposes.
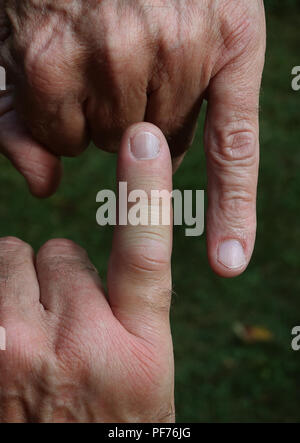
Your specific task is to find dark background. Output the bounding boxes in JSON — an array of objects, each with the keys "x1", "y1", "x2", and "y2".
[{"x1": 0, "y1": 1, "x2": 299, "y2": 422}]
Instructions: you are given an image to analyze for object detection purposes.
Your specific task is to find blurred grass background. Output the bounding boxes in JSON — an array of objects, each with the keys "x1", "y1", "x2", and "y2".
[{"x1": 0, "y1": 2, "x2": 299, "y2": 422}]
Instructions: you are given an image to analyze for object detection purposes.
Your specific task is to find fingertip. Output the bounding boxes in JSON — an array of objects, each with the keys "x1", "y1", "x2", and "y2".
[
  {"x1": 0, "y1": 110, "x2": 63, "y2": 198},
  {"x1": 122, "y1": 122, "x2": 171, "y2": 160},
  {"x1": 118, "y1": 122, "x2": 172, "y2": 184},
  {"x1": 26, "y1": 157, "x2": 63, "y2": 199},
  {"x1": 37, "y1": 238, "x2": 87, "y2": 262},
  {"x1": 207, "y1": 235, "x2": 255, "y2": 278}
]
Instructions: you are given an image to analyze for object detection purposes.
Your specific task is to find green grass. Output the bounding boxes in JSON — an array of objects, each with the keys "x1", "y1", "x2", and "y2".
[{"x1": 0, "y1": 9, "x2": 299, "y2": 422}]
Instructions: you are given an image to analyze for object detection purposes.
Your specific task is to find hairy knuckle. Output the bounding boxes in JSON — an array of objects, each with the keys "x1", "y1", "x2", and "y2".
[
  {"x1": 38, "y1": 239, "x2": 84, "y2": 258},
  {"x1": 0, "y1": 237, "x2": 33, "y2": 257},
  {"x1": 37, "y1": 241, "x2": 95, "y2": 286}
]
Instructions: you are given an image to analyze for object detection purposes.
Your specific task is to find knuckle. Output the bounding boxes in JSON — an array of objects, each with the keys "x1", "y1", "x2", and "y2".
[
  {"x1": 125, "y1": 241, "x2": 170, "y2": 276},
  {"x1": 24, "y1": 53, "x2": 63, "y2": 100},
  {"x1": 219, "y1": 1, "x2": 264, "y2": 57},
  {"x1": 16, "y1": 34, "x2": 51, "y2": 89},
  {"x1": 37, "y1": 239, "x2": 87, "y2": 265},
  {"x1": 37, "y1": 256, "x2": 82, "y2": 281},
  {"x1": 127, "y1": 253, "x2": 168, "y2": 275},
  {"x1": 100, "y1": 4, "x2": 151, "y2": 64},
  {"x1": 0, "y1": 236, "x2": 33, "y2": 256},
  {"x1": 15, "y1": 25, "x2": 73, "y2": 100},
  {"x1": 38, "y1": 238, "x2": 83, "y2": 256},
  {"x1": 37, "y1": 240, "x2": 93, "y2": 279},
  {"x1": 206, "y1": 127, "x2": 258, "y2": 224},
  {"x1": 207, "y1": 127, "x2": 258, "y2": 168}
]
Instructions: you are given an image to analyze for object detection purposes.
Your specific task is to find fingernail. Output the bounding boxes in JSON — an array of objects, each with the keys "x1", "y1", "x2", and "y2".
[
  {"x1": 130, "y1": 131, "x2": 160, "y2": 160},
  {"x1": 218, "y1": 239, "x2": 246, "y2": 269}
]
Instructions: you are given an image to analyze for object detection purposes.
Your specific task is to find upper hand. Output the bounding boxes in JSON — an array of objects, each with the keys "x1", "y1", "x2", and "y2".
[{"x1": 0, "y1": 0, "x2": 266, "y2": 276}]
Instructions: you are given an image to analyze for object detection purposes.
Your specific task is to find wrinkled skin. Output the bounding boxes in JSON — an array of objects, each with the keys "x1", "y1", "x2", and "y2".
[
  {"x1": 0, "y1": 123, "x2": 174, "y2": 423},
  {"x1": 0, "y1": 0, "x2": 266, "y2": 277}
]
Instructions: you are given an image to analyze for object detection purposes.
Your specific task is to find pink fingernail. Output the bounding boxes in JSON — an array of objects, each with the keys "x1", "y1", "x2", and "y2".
[
  {"x1": 218, "y1": 239, "x2": 246, "y2": 269},
  {"x1": 130, "y1": 131, "x2": 160, "y2": 160}
]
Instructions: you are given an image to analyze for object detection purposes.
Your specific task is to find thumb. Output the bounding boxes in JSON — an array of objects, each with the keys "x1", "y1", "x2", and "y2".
[{"x1": 107, "y1": 123, "x2": 173, "y2": 340}]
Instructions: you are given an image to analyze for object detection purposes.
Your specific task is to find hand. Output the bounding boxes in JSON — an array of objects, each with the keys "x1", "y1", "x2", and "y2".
[
  {"x1": 0, "y1": 0, "x2": 61, "y2": 197},
  {"x1": 0, "y1": 0, "x2": 266, "y2": 276},
  {"x1": 0, "y1": 123, "x2": 174, "y2": 423}
]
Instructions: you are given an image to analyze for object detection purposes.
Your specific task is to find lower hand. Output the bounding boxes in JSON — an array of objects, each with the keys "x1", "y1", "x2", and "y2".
[{"x1": 0, "y1": 123, "x2": 174, "y2": 423}]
